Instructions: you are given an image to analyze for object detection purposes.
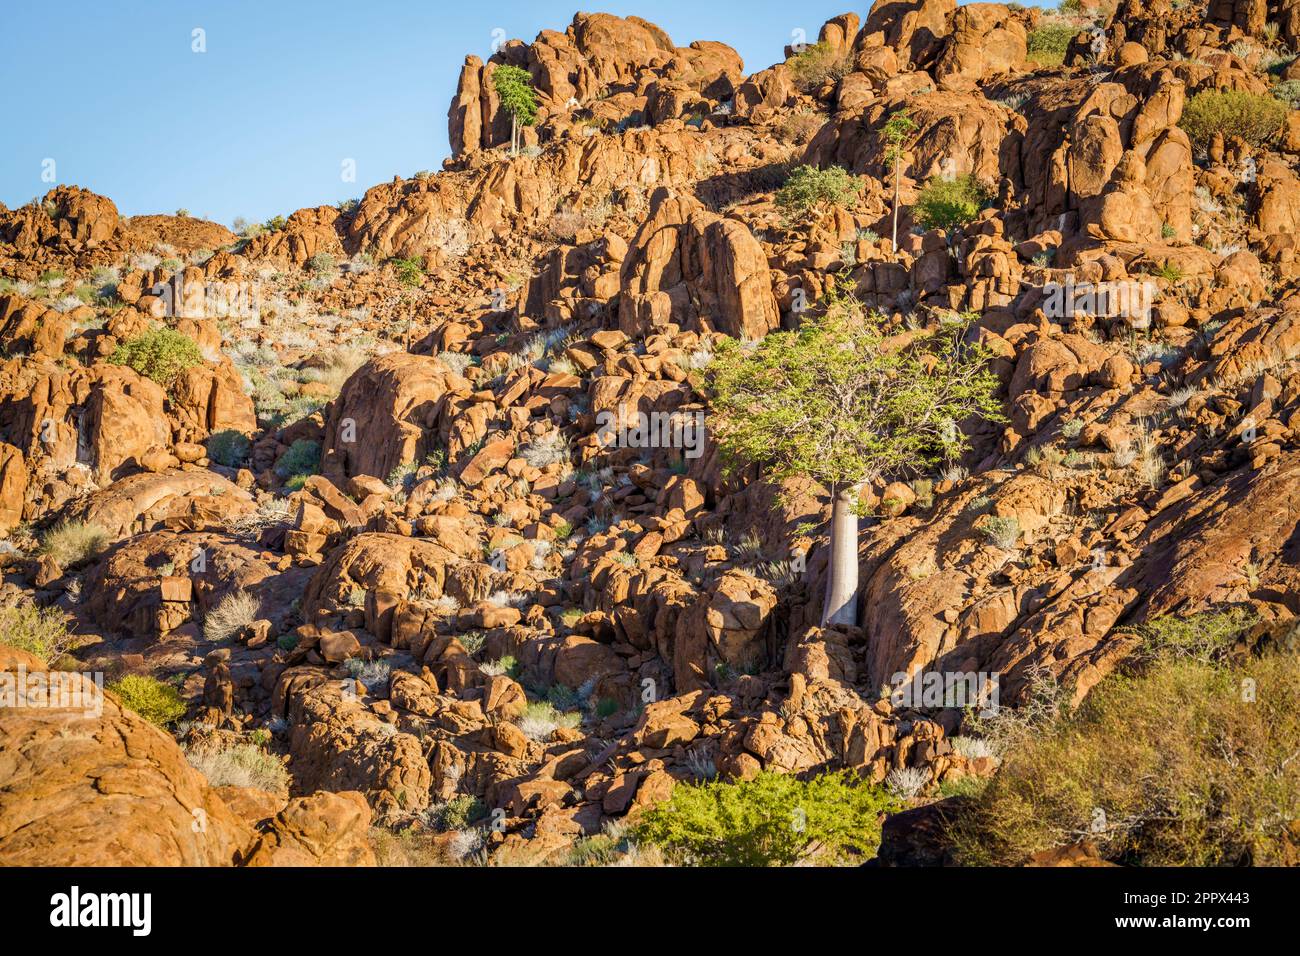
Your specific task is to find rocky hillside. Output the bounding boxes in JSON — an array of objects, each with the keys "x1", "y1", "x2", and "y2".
[{"x1": 2, "y1": 1, "x2": 1299, "y2": 867}]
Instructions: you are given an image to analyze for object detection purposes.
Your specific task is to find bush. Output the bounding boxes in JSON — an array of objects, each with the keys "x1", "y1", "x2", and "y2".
[
  {"x1": 107, "y1": 327, "x2": 204, "y2": 389},
  {"x1": 305, "y1": 253, "x2": 336, "y2": 274},
  {"x1": 1179, "y1": 90, "x2": 1287, "y2": 153},
  {"x1": 978, "y1": 515, "x2": 1021, "y2": 550},
  {"x1": 39, "y1": 521, "x2": 110, "y2": 568},
  {"x1": 206, "y1": 429, "x2": 251, "y2": 467},
  {"x1": 274, "y1": 439, "x2": 320, "y2": 483},
  {"x1": 0, "y1": 601, "x2": 77, "y2": 664},
  {"x1": 776, "y1": 164, "x2": 861, "y2": 217},
  {"x1": 204, "y1": 590, "x2": 260, "y2": 643},
  {"x1": 186, "y1": 741, "x2": 289, "y2": 791},
  {"x1": 787, "y1": 42, "x2": 849, "y2": 92},
  {"x1": 1026, "y1": 25, "x2": 1074, "y2": 66},
  {"x1": 1274, "y1": 79, "x2": 1300, "y2": 109},
  {"x1": 913, "y1": 174, "x2": 994, "y2": 231},
  {"x1": 949, "y1": 611, "x2": 1300, "y2": 865},
  {"x1": 108, "y1": 674, "x2": 187, "y2": 726},
  {"x1": 388, "y1": 256, "x2": 425, "y2": 287},
  {"x1": 632, "y1": 769, "x2": 900, "y2": 866}
]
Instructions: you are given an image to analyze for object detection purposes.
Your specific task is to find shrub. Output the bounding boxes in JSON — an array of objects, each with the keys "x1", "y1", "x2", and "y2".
[
  {"x1": 0, "y1": 601, "x2": 77, "y2": 664},
  {"x1": 305, "y1": 252, "x2": 336, "y2": 274},
  {"x1": 776, "y1": 164, "x2": 861, "y2": 217},
  {"x1": 388, "y1": 256, "x2": 424, "y2": 287},
  {"x1": 913, "y1": 174, "x2": 994, "y2": 231},
  {"x1": 787, "y1": 42, "x2": 848, "y2": 92},
  {"x1": 108, "y1": 674, "x2": 187, "y2": 726},
  {"x1": 206, "y1": 429, "x2": 251, "y2": 467},
  {"x1": 520, "y1": 431, "x2": 570, "y2": 468},
  {"x1": 186, "y1": 741, "x2": 289, "y2": 791},
  {"x1": 107, "y1": 327, "x2": 203, "y2": 389},
  {"x1": 275, "y1": 438, "x2": 320, "y2": 482},
  {"x1": 979, "y1": 515, "x2": 1021, "y2": 550},
  {"x1": 264, "y1": 215, "x2": 287, "y2": 232},
  {"x1": 517, "y1": 700, "x2": 581, "y2": 741},
  {"x1": 948, "y1": 612, "x2": 1300, "y2": 865},
  {"x1": 426, "y1": 794, "x2": 487, "y2": 831},
  {"x1": 1179, "y1": 90, "x2": 1287, "y2": 153},
  {"x1": 39, "y1": 521, "x2": 110, "y2": 568},
  {"x1": 633, "y1": 769, "x2": 900, "y2": 866},
  {"x1": 204, "y1": 590, "x2": 260, "y2": 643},
  {"x1": 1026, "y1": 25, "x2": 1074, "y2": 66},
  {"x1": 1274, "y1": 79, "x2": 1300, "y2": 109}
]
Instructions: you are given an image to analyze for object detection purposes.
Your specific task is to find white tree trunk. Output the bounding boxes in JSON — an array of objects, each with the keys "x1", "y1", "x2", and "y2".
[
  {"x1": 511, "y1": 115, "x2": 518, "y2": 156},
  {"x1": 822, "y1": 486, "x2": 859, "y2": 628}
]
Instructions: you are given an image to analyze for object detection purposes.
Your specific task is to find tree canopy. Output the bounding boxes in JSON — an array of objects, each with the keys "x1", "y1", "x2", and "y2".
[{"x1": 492, "y1": 65, "x2": 539, "y2": 127}]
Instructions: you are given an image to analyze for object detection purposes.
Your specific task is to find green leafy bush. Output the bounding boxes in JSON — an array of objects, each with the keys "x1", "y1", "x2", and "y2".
[
  {"x1": 787, "y1": 42, "x2": 849, "y2": 92},
  {"x1": 632, "y1": 769, "x2": 900, "y2": 865},
  {"x1": 388, "y1": 256, "x2": 425, "y2": 287},
  {"x1": 108, "y1": 674, "x2": 187, "y2": 726},
  {"x1": 776, "y1": 164, "x2": 861, "y2": 217},
  {"x1": 949, "y1": 610, "x2": 1300, "y2": 865},
  {"x1": 0, "y1": 601, "x2": 78, "y2": 664},
  {"x1": 913, "y1": 174, "x2": 994, "y2": 231},
  {"x1": 206, "y1": 429, "x2": 251, "y2": 467},
  {"x1": 1026, "y1": 25, "x2": 1074, "y2": 66},
  {"x1": 1179, "y1": 90, "x2": 1287, "y2": 153},
  {"x1": 1274, "y1": 79, "x2": 1300, "y2": 109},
  {"x1": 107, "y1": 327, "x2": 203, "y2": 389},
  {"x1": 274, "y1": 439, "x2": 320, "y2": 484}
]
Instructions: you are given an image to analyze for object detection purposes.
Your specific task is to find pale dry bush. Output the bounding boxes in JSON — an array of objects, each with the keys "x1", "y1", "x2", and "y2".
[
  {"x1": 204, "y1": 590, "x2": 260, "y2": 642},
  {"x1": 186, "y1": 741, "x2": 289, "y2": 792}
]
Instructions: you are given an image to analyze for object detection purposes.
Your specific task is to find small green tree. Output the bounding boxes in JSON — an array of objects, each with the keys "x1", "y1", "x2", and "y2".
[
  {"x1": 882, "y1": 109, "x2": 918, "y2": 252},
  {"x1": 107, "y1": 327, "x2": 203, "y2": 390},
  {"x1": 703, "y1": 292, "x2": 1003, "y2": 627},
  {"x1": 775, "y1": 164, "x2": 861, "y2": 219},
  {"x1": 492, "y1": 64, "x2": 538, "y2": 156}
]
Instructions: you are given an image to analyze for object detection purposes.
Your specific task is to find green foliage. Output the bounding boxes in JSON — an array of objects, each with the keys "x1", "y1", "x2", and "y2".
[
  {"x1": 275, "y1": 439, "x2": 320, "y2": 483},
  {"x1": 776, "y1": 165, "x2": 861, "y2": 217},
  {"x1": 264, "y1": 215, "x2": 287, "y2": 232},
  {"x1": 206, "y1": 429, "x2": 251, "y2": 467},
  {"x1": 1120, "y1": 607, "x2": 1258, "y2": 665},
  {"x1": 949, "y1": 610, "x2": 1299, "y2": 865},
  {"x1": 914, "y1": 174, "x2": 994, "y2": 231},
  {"x1": 388, "y1": 256, "x2": 424, "y2": 287},
  {"x1": 107, "y1": 327, "x2": 203, "y2": 389},
  {"x1": 0, "y1": 601, "x2": 77, "y2": 664},
  {"x1": 882, "y1": 109, "x2": 918, "y2": 168},
  {"x1": 426, "y1": 794, "x2": 487, "y2": 831},
  {"x1": 787, "y1": 41, "x2": 848, "y2": 92},
  {"x1": 1151, "y1": 260, "x2": 1184, "y2": 282},
  {"x1": 492, "y1": 65, "x2": 539, "y2": 126},
  {"x1": 1026, "y1": 25, "x2": 1074, "y2": 65},
  {"x1": 1274, "y1": 79, "x2": 1300, "y2": 109},
  {"x1": 632, "y1": 769, "x2": 901, "y2": 866},
  {"x1": 1179, "y1": 90, "x2": 1287, "y2": 153},
  {"x1": 702, "y1": 293, "x2": 1004, "y2": 493},
  {"x1": 109, "y1": 674, "x2": 187, "y2": 726},
  {"x1": 305, "y1": 252, "x2": 336, "y2": 274}
]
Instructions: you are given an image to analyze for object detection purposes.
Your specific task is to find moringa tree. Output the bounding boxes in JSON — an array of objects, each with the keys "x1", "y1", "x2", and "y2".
[
  {"x1": 882, "y1": 108, "x2": 917, "y2": 253},
  {"x1": 702, "y1": 291, "x2": 1003, "y2": 628},
  {"x1": 492, "y1": 64, "x2": 538, "y2": 156}
]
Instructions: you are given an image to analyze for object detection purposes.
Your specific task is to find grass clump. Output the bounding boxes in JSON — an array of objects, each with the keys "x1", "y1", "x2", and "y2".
[
  {"x1": 633, "y1": 769, "x2": 899, "y2": 866},
  {"x1": 0, "y1": 601, "x2": 78, "y2": 664},
  {"x1": 39, "y1": 521, "x2": 110, "y2": 568},
  {"x1": 186, "y1": 741, "x2": 289, "y2": 791},
  {"x1": 950, "y1": 609, "x2": 1300, "y2": 866},
  {"x1": 204, "y1": 590, "x2": 260, "y2": 643},
  {"x1": 914, "y1": 174, "x2": 994, "y2": 231},
  {"x1": 776, "y1": 165, "x2": 861, "y2": 218},
  {"x1": 108, "y1": 674, "x2": 187, "y2": 726},
  {"x1": 107, "y1": 327, "x2": 204, "y2": 389},
  {"x1": 1179, "y1": 90, "x2": 1287, "y2": 154},
  {"x1": 206, "y1": 429, "x2": 251, "y2": 467}
]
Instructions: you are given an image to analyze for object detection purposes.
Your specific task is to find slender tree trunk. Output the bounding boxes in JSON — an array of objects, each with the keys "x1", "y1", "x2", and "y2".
[
  {"x1": 891, "y1": 154, "x2": 900, "y2": 253},
  {"x1": 821, "y1": 485, "x2": 859, "y2": 628},
  {"x1": 511, "y1": 114, "x2": 518, "y2": 156}
]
